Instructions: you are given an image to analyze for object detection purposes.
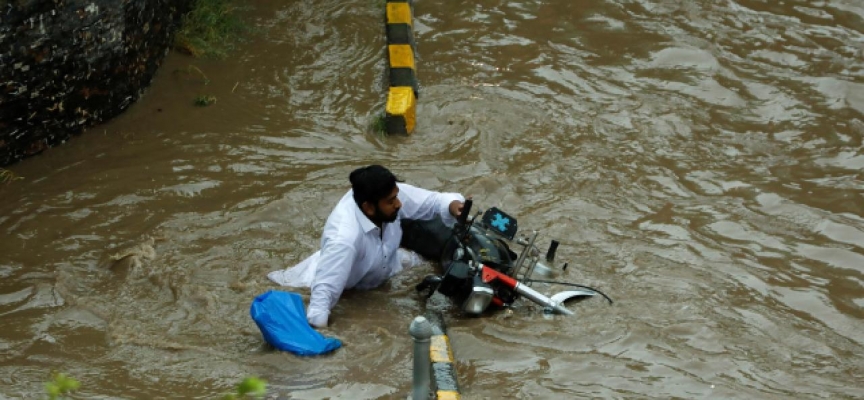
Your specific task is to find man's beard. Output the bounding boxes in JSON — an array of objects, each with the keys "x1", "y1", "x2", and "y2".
[{"x1": 371, "y1": 205, "x2": 399, "y2": 224}]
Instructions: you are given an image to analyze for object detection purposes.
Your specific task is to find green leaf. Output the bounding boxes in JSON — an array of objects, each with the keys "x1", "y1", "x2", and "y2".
[
  {"x1": 45, "y1": 383, "x2": 61, "y2": 400},
  {"x1": 236, "y1": 376, "x2": 267, "y2": 397},
  {"x1": 45, "y1": 372, "x2": 79, "y2": 399},
  {"x1": 56, "y1": 374, "x2": 81, "y2": 391}
]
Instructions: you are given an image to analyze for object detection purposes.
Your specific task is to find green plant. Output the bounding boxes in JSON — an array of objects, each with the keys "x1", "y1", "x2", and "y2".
[
  {"x1": 0, "y1": 168, "x2": 22, "y2": 185},
  {"x1": 186, "y1": 65, "x2": 211, "y2": 85},
  {"x1": 41, "y1": 372, "x2": 267, "y2": 399},
  {"x1": 45, "y1": 373, "x2": 79, "y2": 400},
  {"x1": 174, "y1": 0, "x2": 247, "y2": 58},
  {"x1": 222, "y1": 376, "x2": 267, "y2": 400},
  {"x1": 194, "y1": 95, "x2": 218, "y2": 106},
  {"x1": 371, "y1": 112, "x2": 388, "y2": 137}
]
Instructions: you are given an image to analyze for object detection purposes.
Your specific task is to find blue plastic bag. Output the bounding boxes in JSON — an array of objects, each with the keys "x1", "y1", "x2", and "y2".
[{"x1": 250, "y1": 290, "x2": 342, "y2": 356}]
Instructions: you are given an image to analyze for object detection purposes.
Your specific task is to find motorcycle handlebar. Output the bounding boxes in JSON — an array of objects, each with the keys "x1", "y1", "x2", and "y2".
[
  {"x1": 458, "y1": 199, "x2": 473, "y2": 225},
  {"x1": 546, "y1": 240, "x2": 559, "y2": 262}
]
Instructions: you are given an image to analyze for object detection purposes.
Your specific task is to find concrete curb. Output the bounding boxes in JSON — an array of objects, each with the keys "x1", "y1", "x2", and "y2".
[
  {"x1": 384, "y1": 0, "x2": 418, "y2": 135},
  {"x1": 425, "y1": 310, "x2": 461, "y2": 399}
]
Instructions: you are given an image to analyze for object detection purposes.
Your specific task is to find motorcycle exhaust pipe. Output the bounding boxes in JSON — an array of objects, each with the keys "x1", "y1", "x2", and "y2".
[{"x1": 480, "y1": 265, "x2": 573, "y2": 315}]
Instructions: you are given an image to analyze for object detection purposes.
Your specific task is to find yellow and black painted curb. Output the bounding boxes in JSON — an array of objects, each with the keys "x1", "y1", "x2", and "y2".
[
  {"x1": 426, "y1": 310, "x2": 461, "y2": 399},
  {"x1": 384, "y1": 0, "x2": 418, "y2": 135}
]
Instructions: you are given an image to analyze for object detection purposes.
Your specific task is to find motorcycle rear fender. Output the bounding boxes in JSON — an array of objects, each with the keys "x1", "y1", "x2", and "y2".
[{"x1": 550, "y1": 290, "x2": 597, "y2": 304}]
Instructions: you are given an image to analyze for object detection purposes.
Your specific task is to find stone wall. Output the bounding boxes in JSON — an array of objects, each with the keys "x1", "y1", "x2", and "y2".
[{"x1": 0, "y1": 0, "x2": 191, "y2": 166}]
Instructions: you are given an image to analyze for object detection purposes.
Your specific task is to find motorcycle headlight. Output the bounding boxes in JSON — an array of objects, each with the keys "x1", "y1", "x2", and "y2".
[{"x1": 462, "y1": 278, "x2": 494, "y2": 315}]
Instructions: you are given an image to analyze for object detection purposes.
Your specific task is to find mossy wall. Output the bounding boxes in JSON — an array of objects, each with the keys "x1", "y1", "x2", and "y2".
[{"x1": 0, "y1": 0, "x2": 191, "y2": 166}]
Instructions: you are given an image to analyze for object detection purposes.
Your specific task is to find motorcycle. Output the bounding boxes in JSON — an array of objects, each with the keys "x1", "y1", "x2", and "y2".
[{"x1": 414, "y1": 199, "x2": 613, "y2": 316}]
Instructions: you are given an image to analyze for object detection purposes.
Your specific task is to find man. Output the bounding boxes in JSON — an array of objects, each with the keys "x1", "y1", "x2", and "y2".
[{"x1": 268, "y1": 165, "x2": 466, "y2": 328}]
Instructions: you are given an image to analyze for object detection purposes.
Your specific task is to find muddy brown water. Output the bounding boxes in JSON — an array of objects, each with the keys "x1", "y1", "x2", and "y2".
[{"x1": 2, "y1": 0, "x2": 863, "y2": 398}]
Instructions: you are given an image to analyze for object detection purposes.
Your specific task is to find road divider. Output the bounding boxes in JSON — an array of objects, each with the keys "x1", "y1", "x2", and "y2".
[{"x1": 384, "y1": 0, "x2": 418, "y2": 135}]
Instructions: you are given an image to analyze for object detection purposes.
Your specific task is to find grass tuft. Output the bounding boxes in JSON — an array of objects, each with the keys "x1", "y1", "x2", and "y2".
[
  {"x1": 371, "y1": 112, "x2": 388, "y2": 137},
  {"x1": 222, "y1": 376, "x2": 267, "y2": 399},
  {"x1": 41, "y1": 372, "x2": 265, "y2": 399},
  {"x1": 175, "y1": 0, "x2": 247, "y2": 58},
  {"x1": 185, "y1": 65, "x2": 211, "y2": 85},
  {"x1": 45, "y1": 372, "x2": 79, "y2": 400},
  {"x1": 1, "y1": 168, "x2": 22, "y2": 185},
  {"x1": 194, "y1": 95, "x2": 218, "y2": 106}
]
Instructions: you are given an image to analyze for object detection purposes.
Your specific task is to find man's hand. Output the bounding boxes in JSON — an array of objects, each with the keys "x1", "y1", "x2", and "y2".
[
  {"x1": 307, "y1": 308, "x2": 328, "y2": 329},
  {"x1": 309, "y1": 319, "x2": 327, "y2": 329},
  {"x1": 449, "y1": 196, "x2": 472, "y2": 219}
]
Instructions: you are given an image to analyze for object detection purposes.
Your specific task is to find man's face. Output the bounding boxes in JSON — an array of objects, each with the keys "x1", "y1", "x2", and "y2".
[{"x1": 368, "y1": 186, "x2": 401, "y2": 224}]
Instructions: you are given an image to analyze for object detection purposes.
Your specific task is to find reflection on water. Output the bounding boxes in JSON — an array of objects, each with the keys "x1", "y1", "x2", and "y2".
[{"x1": 1, "y1": 0, "x2": 863, "y2": 398}]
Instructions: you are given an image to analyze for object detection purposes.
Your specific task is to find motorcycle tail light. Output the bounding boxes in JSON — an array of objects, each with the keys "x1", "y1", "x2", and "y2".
[{"x1": 462, "y1": 277, "x2": 494, "y2": 315}]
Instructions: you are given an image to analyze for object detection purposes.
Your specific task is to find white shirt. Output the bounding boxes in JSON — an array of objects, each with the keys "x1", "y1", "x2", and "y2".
[{"x1": 267, "y1": 182, "x2": 463, "y2": 327}]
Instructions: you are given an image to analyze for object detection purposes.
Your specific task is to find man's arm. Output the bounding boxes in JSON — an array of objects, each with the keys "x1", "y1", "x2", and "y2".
[
  {"x1": 397, "y1": 183, "x2": 465, "y2": 225},
  {"x1": 307, "y1": 241, "x2": 356, "y2": 328}
]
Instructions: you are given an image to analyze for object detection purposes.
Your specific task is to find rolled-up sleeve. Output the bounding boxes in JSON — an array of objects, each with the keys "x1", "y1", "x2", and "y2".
[
  {"x1": 307, "y1": 241, "x2": 356, "y2": 327},
  {"x1": 398, "y1": 183, "x2": 464, "y2": 226}
]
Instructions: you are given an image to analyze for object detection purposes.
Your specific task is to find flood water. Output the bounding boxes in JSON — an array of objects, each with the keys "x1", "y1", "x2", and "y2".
[{"x1": 2, "y1": 0, "x2": 863, "y2": 398}]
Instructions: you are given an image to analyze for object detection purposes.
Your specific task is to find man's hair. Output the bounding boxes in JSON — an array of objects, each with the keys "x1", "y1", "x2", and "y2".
[{"x1": 349, "y1": 165, "x2": 401, "y2": 209}]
